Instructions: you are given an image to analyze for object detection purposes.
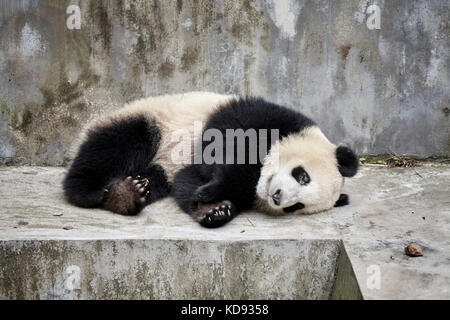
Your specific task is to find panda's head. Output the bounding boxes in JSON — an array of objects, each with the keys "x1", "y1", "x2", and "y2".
[{"x1": 256, "y1": 126, "x2": 359, "y2": 215}]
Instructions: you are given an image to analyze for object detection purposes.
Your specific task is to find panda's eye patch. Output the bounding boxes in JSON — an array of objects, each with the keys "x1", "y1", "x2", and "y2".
[{"x1": 291, "y1": 166, "x2": 310, "y2": 185}]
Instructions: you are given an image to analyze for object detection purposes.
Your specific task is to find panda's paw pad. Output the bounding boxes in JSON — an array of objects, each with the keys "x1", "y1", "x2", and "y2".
[
  {"x1": 197, "y1": 201, "x2": 234, "y2": 228},
  {"x1": 102, "y1": 176, "x2": 149, "y2": 215},
  {"x1": 126, "y1": 176, "x2": 150, "y2": 203}
]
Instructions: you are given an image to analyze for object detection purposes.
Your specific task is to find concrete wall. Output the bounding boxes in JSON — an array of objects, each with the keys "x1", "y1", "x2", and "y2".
[
  {"x1": 0, "y1": 0, "x2": 449, "y2": 165},
  {"x1": 0, "y1": 239, "x2": 352, "y2": 299}
]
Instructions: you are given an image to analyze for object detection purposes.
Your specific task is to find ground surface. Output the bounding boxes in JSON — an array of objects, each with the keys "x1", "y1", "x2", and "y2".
[{"x1": 0, "y1": 164, "x2": 449, "y2": 299}]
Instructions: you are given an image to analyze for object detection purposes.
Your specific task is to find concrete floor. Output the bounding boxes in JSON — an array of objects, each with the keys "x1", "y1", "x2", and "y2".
[{"x1": 0, "y1": 163, "x2": 449, "y2": 299}]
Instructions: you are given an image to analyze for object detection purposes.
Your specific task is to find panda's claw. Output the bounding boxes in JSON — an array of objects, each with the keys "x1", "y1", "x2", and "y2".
[
  {"x1": 215, "y1": 206, "x2": 228, "y2": 216},
  {"x1": 129, "y1": 175, "x2": 150, "y2": 198},
  {"x1": 141, "y1": 179, "x2": 149, "y2": 187},
  {"x1": 197, "y1": 200, "x2": 235, "y2": 228}
]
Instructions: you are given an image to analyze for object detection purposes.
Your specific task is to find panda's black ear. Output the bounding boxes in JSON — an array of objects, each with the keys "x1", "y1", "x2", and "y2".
[
  {"x1": 334, "y1": 193, "x2": 349, "y2": 207},
  {"x1": 336, "y1": 146, "x2": 359, "y2": 177}
]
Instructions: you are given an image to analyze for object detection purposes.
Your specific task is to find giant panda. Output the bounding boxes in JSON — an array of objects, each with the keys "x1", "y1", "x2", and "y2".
[{"x1": 63, "y1": 92, "x2": 359, "y2": 228}]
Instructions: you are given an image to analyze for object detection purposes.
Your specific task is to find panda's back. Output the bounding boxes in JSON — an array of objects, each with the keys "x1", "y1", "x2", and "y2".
[
  {"x1": 109, "y1": 91, "x2": 234, "y2": 130},
  {"x1": 113, "y1": 92, "x2": 236, "y2": 181},
  {"x1": 77, "y1": 92, "x2": 314, "y2": 182}
]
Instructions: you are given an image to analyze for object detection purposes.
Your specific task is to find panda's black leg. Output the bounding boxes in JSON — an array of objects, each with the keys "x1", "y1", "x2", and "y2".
[
  {"x1": 134, "y1": 163, "x2": 171, "y2": 205},
  {"x1": 173, "y1": 164, "x2": 239, "y2": 228},
  {"x1": 63, "y1": 115, "x2": 162, "y2": 214},
  {"x1": 172, "y1": 164, "x2": 208, "y2": 214},
  {"x1": 195, "y1": 180, "x2": 223, "y2": 203}
]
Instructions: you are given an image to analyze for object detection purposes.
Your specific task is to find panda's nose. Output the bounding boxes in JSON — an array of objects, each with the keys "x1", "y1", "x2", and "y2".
[{"x1": 272, "y1": 189, "x2": 281, "y2": 206}]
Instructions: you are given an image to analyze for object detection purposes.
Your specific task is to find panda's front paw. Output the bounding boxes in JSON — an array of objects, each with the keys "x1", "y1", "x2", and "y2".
[{"x1": 196, "y1": 200, "x2": 235, "y2": 228}]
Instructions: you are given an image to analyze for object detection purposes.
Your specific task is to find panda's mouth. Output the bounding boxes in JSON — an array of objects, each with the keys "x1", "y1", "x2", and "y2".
[{"x1": 282, "y1": 202, "x2": 305, "y2": 213}]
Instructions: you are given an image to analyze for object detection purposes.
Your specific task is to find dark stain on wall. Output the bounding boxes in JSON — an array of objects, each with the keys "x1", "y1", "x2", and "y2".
[
  {"x1": 158, "y1": 60, "x2": 176, "y2": 78},
  {"x1": 135, "y1": 35, "x2": 151, "y2": 72},
  {"x1": 190, "y1": 0, "x2": 215, "y2": 35},
  {"x1": 176, "y1": 0, "x2": 183, "y2": 15},
  {"x1": 181, "y1": 46, "x2": 199, "y2": 72},
  {"x1": 89, "y1": 1, "x2": 112, "y2": 51},
  {"x1": 8, "y1": 62, "x2": 99, "y2": 164},
  {"x1": 225, "y1": 0, "x2": 265, "y2": 45},
  {"x1": 339, "y1": 45, "x2": 351, "y2": 61},
  {"x1": 442, "y1": 107, "x2": 450, "y2": 116}
]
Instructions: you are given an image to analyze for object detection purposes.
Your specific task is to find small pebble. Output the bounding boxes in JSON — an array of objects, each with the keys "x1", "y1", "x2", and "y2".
[
  {"x1": 240, "y1": 229, "x2": 245, "y2": 233},
  {"x1": 63, "y1": 226, "x2": 73, "y2": 230},
  {"x1": 390, "y1": 256, "x2": 395, "y2": 260},
  {"x1": 422, "y1": 217, "x2": 426, "y2": 220},
  {"x1": 405, "y1": 242, "x2": 423, "y2": 257},
  {"x1": 18, "y1": 221, "x2": 28, "y2": 226},
  {"x1": 53, "y1": 213, "x2": 63, "y2": 217}
]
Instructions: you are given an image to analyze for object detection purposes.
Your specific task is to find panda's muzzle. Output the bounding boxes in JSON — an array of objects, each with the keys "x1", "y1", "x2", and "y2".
[{"x1": 271, "y1": 189, "x2": 281, "y2": 206}]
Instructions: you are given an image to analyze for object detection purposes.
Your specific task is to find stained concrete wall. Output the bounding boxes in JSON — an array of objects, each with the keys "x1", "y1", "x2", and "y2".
[
  {"x1": 0, "y1": 239, "x2": 347, "y2": 299},
  {"x1": 0, "y1": 0, "x2": 449, "y2": 165}
]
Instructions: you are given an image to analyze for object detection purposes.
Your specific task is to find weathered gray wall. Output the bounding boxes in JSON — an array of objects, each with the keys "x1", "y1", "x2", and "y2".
[
  {"x1": 0, "y1": 239, "x2": 345, "y2": 299},
  {"x1": 0, "y1": 0, "x2": 449, "y2": 165}
]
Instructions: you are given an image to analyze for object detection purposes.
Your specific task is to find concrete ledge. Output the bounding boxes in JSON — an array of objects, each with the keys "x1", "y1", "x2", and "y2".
[
  {"x1": 1, "y1": 239, "x2": 356, "y2": 299},
  {"x1": 0, "y1": 164, "x2": 449, "y2": 299}
]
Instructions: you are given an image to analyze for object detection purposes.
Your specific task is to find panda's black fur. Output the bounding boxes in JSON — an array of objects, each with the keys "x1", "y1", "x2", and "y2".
[{"x1": 64, "y1": 95, "x2": 358, "y2": 227}]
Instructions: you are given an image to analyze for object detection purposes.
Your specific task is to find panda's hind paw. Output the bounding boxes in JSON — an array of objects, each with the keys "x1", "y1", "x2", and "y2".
[
  {"x1": 101, "y1": 176, "x2": 150, "y2": 215},
  {"x1": 129, "y1": 176, "x2": 149, "y2": 203}
]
